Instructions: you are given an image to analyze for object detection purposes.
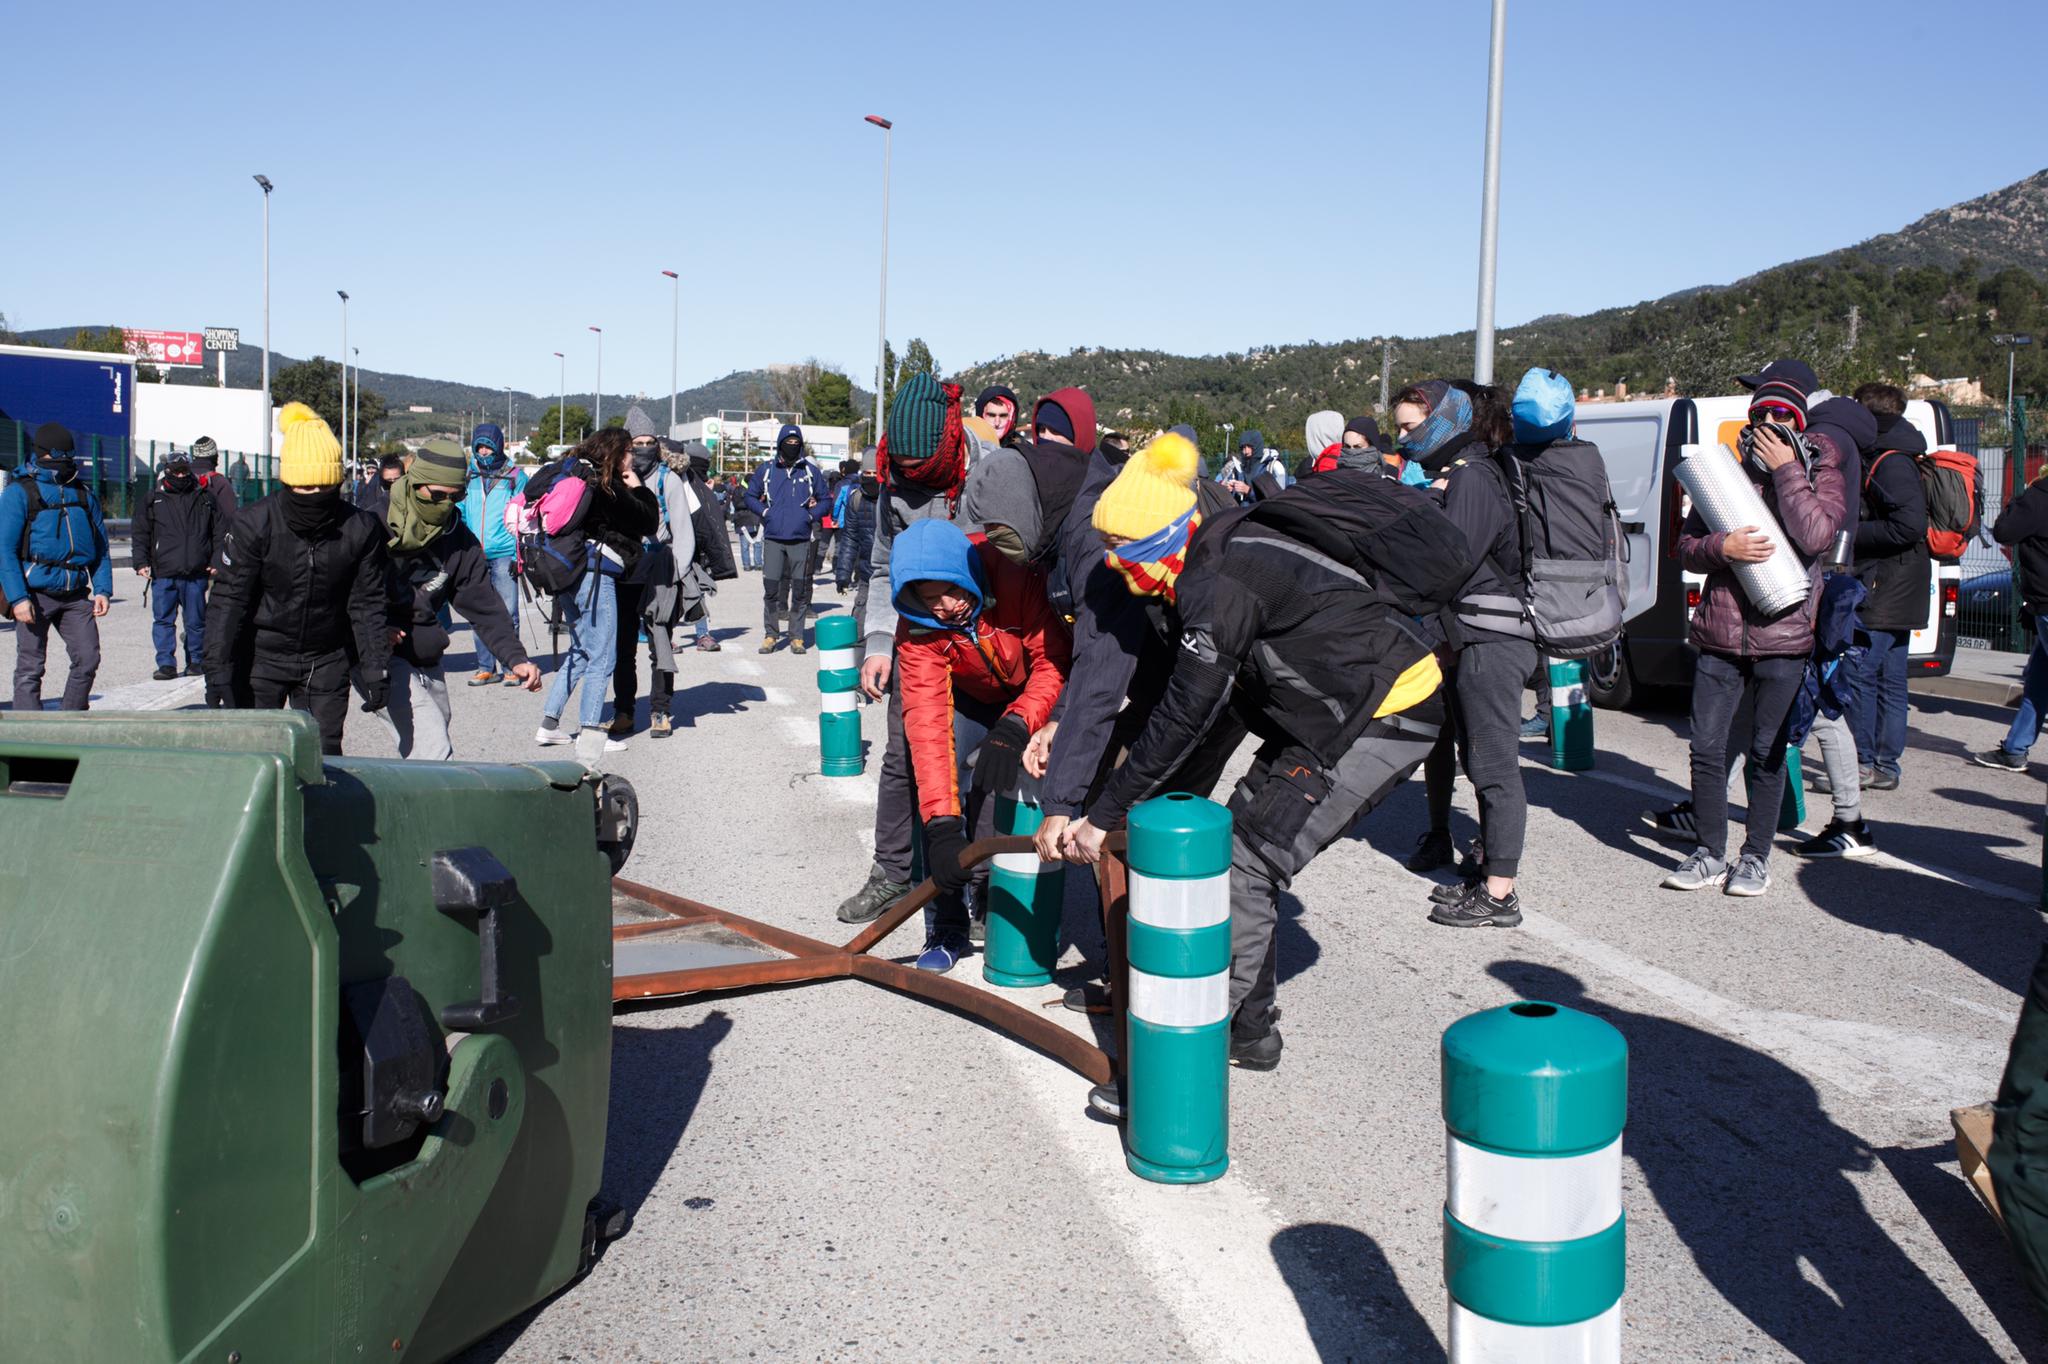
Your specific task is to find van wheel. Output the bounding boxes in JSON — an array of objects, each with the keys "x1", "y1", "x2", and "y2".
[{"x1": 1583, "y1": 638, "x2": 1634, "y2": 710}]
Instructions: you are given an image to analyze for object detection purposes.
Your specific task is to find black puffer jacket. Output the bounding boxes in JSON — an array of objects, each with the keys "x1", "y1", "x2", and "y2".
[
  {"x1": 385, "y1": 523, "x2": 526, "y2": 671},
  {"x1": 206, "y1": 492, "x2": 390, "y2": 679},
  {"x1": 131, "y1": 476, "x2": 218, "y2": 578},
  {"x1": 1854, "y1": 420, "x2": 1933, "y2": 632},
  {"x1": 1996, "y1": 481, "x2": 2048, "y2": 616}
]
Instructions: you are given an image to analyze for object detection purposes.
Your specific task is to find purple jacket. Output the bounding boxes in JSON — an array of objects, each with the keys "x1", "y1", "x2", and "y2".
[{"x1": 1681, "y1": 430, "x2": 1850, "y2": 659}]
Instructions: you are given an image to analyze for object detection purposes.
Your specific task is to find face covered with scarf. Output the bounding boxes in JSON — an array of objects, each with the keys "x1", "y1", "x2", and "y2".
[
  {"x1": 1394, "y1": 381, "x2": 1475, "y2": 467},
  {"x1": 1104, "y1": 507, "x2": 1201, "y2": 601},
  {"x1": 386, "y1": 439, "x2": 470, "y2": 554}
]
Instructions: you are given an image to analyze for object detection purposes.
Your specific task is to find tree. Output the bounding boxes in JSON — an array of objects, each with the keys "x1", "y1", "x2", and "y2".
[
  {"x1": 895, "y1": 337, "x2": 937, "y2": 392},
  {"x1": 803, "y1": 368, "x2": 855, "y2": 425},
  {"x1": 69, "y1": 325, "x2": 160, "y2": 383},
  {"x1": 271, "y1": 356, "x2": 386, "y2": 448},
  {"x1": 530, "y1": 403, "x2": 592, "y2": 450}
]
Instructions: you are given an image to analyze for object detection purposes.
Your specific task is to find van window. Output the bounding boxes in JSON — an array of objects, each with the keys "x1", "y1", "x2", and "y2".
[{"x1": 1573, "y1": 414, "x2": 1664, "y2": 520}]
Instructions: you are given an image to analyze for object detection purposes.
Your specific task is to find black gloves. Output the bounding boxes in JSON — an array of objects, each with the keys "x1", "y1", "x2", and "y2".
[
  {"x1": 970, "y1": 714, "x2": 1032, "y2": 796},
  {"x1": 358, "y1": 671, "x2": 389, "y2": 714},
  {"x1": 923, "y1": 817, "x2": 972, "y2": 892},
  {"x1": 205, "y1": 674, "x2": 233, "y2": 709}
]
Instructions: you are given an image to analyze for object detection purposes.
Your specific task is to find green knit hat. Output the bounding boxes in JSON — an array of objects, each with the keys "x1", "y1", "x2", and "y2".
[
  {"x1": 412, "y1": 438, "x2": 471, "y2": 488},
  {"x1": 888, "y1": 371, "x2": 948, "y2": 462}
]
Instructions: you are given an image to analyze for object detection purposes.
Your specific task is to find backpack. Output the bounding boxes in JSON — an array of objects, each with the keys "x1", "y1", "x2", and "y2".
[
  {"x1": 14, "y1": 478, "x2": 101, "y2": 578},
  {"x1": 506, "y1": 457, "x2": 599, "y2": 596},
  {"x1": 1486, "y1": 440, "x2": 1628, "y2": 657},
  {"x1": 1246, "y1": 471, "x2": 1474, "y2": 617},
  {"x1": 1868, "y1": 447, "x2": 1977, "y2": 560},
  {"x1": 685, "y1": 472, "x2": 738, "y2": 580}
]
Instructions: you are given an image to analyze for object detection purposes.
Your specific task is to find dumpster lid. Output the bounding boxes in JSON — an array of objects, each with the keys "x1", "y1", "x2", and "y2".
[{"x1": 0, "y1": 710, "x2": 327, "y2": 785}]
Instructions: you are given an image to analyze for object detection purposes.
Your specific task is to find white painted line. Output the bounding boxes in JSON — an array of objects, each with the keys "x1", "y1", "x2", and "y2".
[
  {"x1": 90, "y1": 676, "x2": 205, "y2": 712},
  {"x1": 1516, "y1": 908, "x2": 2008, "y2": 1105},
  {"x1": 1527, "y1": 755, "x2": 2036, "y2": 906},
  {"x1": 780, "y1": 716, "x2": 815, "y2": 748},
  {"x1": 960, "y1": 973, "x2": 1328, "y2": 1363},
  {"x1": 724, "y1": 657, "x2": 766, "y2": 678},
  {"x1": 829, "y1": 775, "x2": 880, "y2": 805},
  {"x1": 760, "y1": 686, "x2": 795, "y2": 707}
]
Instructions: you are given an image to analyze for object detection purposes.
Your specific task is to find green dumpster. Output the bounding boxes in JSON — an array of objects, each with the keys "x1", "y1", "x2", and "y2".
[{"x1": 0, "y1": 710, "x2": 617, "y2": 1362}]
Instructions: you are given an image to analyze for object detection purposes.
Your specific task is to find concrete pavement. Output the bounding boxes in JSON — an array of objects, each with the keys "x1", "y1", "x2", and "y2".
[{"x1": 7, "y1": 566, "x2": 2047, "y2": 1362}]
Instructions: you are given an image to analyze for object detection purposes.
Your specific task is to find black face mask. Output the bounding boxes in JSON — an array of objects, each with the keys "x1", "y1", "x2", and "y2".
[
  {"x1": 776, "y1": 444, "x2": 801, "y2": 466},
  {"x1": 38, "y1": 456, "x2": 79, "y2": 484},
  {"x1": 164, "y1": 467, "x2": 196, "y2": 491},
  {"x1": 631, "y1": 450, "x2": 661, "y2": 477},
  {"x1": 859, "y1": 476, "x2": 879, "y2": 497},
  {"x1": 282, "y1": 487, "x2": 346, "y2": 538}
]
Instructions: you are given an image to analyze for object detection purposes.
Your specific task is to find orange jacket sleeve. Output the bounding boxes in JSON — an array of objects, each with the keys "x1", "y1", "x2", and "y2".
[
  {"x1": 895, "y1": 624, "x2": 965, "y2": 825},
  {"x1": 999, "y1": 563, "x2": 1071, "y2": 733}
]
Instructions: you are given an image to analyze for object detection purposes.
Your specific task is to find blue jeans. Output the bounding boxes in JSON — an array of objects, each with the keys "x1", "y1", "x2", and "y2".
[
  {"x1": 150, "y1": 575, "x2": 206, "y2": 669},
  {"x1": 739, "y1": 527, "x2": 763, "y2": 570},
  {"x1": 1849, "y1": 627, "x2": 1910, "y2": 777},
  {"x1": 2004, "y1": 612, "x2": 2048, "y2": 756},
  {"x1": 541, "y1": 573, "x2": 618, "y2": 731},
  {"x1": 472, "y1": 556, "x2": 519, "y2": 673}
]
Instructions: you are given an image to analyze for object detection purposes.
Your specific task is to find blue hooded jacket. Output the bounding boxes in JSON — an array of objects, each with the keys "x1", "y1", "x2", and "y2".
[
  {"x1": 744, "y1": 426, "x2": 829, "y2": 542},
  {"x1": 0, "y1": 465, "x2": 112, "y2": 602},
  {"x1": 459, "y1": 423, "x2": 526, "y2": 560},
  {"x1": 889, "y1": 518, "x2": 986, "y2": 632}
]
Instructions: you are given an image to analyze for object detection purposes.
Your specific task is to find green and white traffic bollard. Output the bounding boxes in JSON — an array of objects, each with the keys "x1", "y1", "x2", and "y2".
[
  {"x1": 1546, "y1": 655, "x2": 1594, "y2": 771},
  {"x1": 1442, "y1": 1000, "x2": 1627, "y2": 1362},
  {"x1": 816, "y1": 614, "x2": 863, "y2": 777},
  {"x1": 1124, "y1": 793, "x2": 1233, "y2": 1185},
  {"x1": 1741, "y1": 749, "x2": 1805, "y2": 832},
  {"x1": 983, "y1": 792, "x2": 1066, "y2": 987}
]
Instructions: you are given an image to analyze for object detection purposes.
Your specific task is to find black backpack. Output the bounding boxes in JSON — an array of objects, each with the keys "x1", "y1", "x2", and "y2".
[{"x1": 1247, "y1": 468, "x2": 1475, "y2": 617}]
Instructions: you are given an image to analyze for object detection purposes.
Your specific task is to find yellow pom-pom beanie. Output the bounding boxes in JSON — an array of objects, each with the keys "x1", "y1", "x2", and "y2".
[
  {"x1": 277, "y1": 401, "x2": 343, "y2": 487},
  {"x1": 1092, "y1": 431, "x2": 1200, "y2": 540}
]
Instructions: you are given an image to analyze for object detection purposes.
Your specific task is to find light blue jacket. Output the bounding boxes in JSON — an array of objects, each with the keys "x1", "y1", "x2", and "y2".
[{"x1": 460, "y1": 462, "x2": 528, "y2": 560}]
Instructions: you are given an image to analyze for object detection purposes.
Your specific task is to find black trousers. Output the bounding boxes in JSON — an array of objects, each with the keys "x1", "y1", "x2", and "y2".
[
  {"x1": 245, "y1": 649, "x2": 352, "y2": 756},
  {"x1": 613, "y1": 580, "x2": 647, "y2": 720}
]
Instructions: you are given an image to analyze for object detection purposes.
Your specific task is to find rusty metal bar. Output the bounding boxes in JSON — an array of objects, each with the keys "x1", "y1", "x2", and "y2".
[
  {"x1": 611, "y1": 915, "x2": 719, "y2": 941},
  {"x1": 847, "y1": 955, "x2": 1115, "y2": 1085},
  {"x1": 614, "y1": 953, "x2": 850, "y2": 1000},
  {"x1": 614, "y1": 880, "x2": 845, "y2": 960}
]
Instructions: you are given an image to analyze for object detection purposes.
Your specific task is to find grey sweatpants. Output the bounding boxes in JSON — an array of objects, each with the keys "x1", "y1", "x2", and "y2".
[
  {"x1": 1807, "y1": 711, "x2": 1861, "y2": 823},
  {"x1": 1452, "y1": 636, "x2": 1538, "y2": 877},
  {"x1": 379, "y1": 656, "x2": 455, "y2": 761},
  {"x1": 11, "y1": 591, "x2": 100, "y2": 712},
  {"x1": 1225, "y1": 712, "x2": 1442, "y2": 1032}
]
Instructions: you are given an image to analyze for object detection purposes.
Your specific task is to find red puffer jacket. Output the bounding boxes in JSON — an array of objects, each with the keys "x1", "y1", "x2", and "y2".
[
  {"x1": 1681, "y1": 430, "x2": 1849, "y2": 660},
  {"x1": 895, "y1": 537, "x2": 1071, "y2": 823}
]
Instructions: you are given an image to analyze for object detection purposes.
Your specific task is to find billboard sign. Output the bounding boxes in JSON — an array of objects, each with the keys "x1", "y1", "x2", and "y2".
[
  {"x1": 125, "y1": 328, "x2": 206, "y2": 368},
  {"x1": 203, "y1": 327, "x2": 240, "y2": 352}
]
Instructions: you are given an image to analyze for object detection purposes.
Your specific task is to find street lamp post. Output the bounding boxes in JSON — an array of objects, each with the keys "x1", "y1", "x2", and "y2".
[
  {"x1": 336, "y1": 291, "x2": 350, "y2": 474},
  {"x1": 589, "y1": 326, "x2": 604, "y2": 429},
  {"x1": 865, "y1": 114, "x2": 893, "y2": 444},
  {"x1": 352, "y1": 346, "x2": 360, "y2": 470},
  {"x1": 506, "y1": 386, "x2": 514, "y2": 442},
  {"x1": 1995, "y1": 334, "x2": 2035, "y2": 430},
  {"x1": 554, "y1": 351, "x2": 566, "y2": 447},
  {"x1": 1472, "y1": 0, "x2": 1507, "y2": 384},
  {"x1": 662, "y1": 269, "x2": 680, "y2": 437},
  {"x1": 254, "y1": 175, "x2": 273, "y2": 466}
]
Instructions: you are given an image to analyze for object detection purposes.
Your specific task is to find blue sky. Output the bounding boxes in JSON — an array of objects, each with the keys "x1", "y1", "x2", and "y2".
[{"x1": 5, "y1": 0, "x2": 2043, "y2": 402}]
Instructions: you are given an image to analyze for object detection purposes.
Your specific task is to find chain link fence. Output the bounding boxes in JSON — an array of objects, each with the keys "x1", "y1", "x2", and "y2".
[
  {"x1": 2, "y1": 416, "x2": 283, "y2": 523},
  {"x1": 1954, "y1": 403, "x2": 2036, "y2": 653}
]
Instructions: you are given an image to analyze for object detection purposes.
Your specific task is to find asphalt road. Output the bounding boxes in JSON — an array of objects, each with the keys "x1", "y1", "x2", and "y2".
[{"x1": 13, "y1": 563, "x2": 2048, "y2": 1363}]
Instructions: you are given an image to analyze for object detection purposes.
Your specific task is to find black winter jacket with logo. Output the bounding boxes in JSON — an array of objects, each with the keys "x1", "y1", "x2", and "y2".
[{"x1": 205, "y1": 492, "x2": 390, "y2": 679}]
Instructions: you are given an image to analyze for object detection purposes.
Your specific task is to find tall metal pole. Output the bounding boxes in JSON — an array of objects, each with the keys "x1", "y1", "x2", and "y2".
[
  {"x1": 255, "y1": 175, "x2": 273, "y2": 466},
  {"x1": 337, "y1": 291, "x2": 350, "y2": 470},
  {"x1": 866, "y1": 115, "x2": 893, "y2": 444},
  {"x1": 663, "y1": 269, "x2": 680, "y2": 436},
  {"x1": 589, "y1": 326, "x2": 604, "y2": 428},
  {"x1": 352, "y1": 346, "x2": 361, "y2": 467},
  {"x1": 554, "y1": 351, "x2": 566, "y2": 447},
  {"x1": 1472, "y1": 0, "x2": 1507, "y2": 385}
]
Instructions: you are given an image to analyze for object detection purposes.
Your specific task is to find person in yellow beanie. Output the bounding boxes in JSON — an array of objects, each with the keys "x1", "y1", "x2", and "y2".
[
  {"x1": 1053, "y1": 463, "x2": 1476, "y2": 1097},
  {"x1": 203, "y1": 402, "x2": 391, "y2": 754}
]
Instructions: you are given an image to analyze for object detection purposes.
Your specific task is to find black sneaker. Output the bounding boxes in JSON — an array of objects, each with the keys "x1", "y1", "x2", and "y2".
[
  {"x1": 1430, "y1": 877, "x2": 1481, "y2": 905},
  {"x1": 1429, "y1": 881, "x2": 1523, "y2": 928},
  {"x1": 1974, "y1": 747, "x2": 2030, "y2": 774},
  {"x1": 1641, "y1": 801, "x2": 1697, "y2": 843},
  {"x1": 151, "y1": 664, "x2": 177, "y2": 681},
  {"x1": 1230, "y1": 1025, "x2": 1283, "y2": 1072},
  {"x1": 1062, "y1": 982, "x2": 1111, "y2": 1015},
  {"x1": 1794, "y1": 818, "x2": 1876, "y2": 859},
  {"x1": 835, "y1": 869, "x2": 911, "y2": 924},
  {"x1": 182, "y1": 662, "x2": 204, "y2": 677},
  {"x1": 1864, "y1": 768, "x2": 1899, "y2": 792},
  {"x1": 1406, "y1": 830, "x2": 1455, "y2": 873}
]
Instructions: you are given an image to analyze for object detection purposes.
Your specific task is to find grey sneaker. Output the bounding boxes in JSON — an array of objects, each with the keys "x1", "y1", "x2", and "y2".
[
  {"x1": 1723, "y1": 853, "x2": 1771, "y2": 898},
  {"x1": 836, "y1": 869, "x2": 911, "y2": 924},
  {"x1": 1974, "y1": 747, "x2": 2029, "y2": 773},
  {"x1": 1661, "y1": 849, "x2": 1728, "y2": 892}
]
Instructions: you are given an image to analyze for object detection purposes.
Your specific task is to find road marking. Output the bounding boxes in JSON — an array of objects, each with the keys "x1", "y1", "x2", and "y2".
[
  {"x1": 780, "y1": 716, "x2": 816, "y2": 748},
  {"x1": 724, "y1": 657, "x2": 766, "y2": 678},
  {"x1": 962, "y1": 974, "x2": 1328, "y2": 1364},
  {"x1": 90, "y1": 676, "x2": 205, "y2": 711},
  {"x1": 760, "y1": 686, "x2": 795, "y2": 707},
  {"x1": 1526, "y1": 756, "x2": 2036, "y2": 906}
]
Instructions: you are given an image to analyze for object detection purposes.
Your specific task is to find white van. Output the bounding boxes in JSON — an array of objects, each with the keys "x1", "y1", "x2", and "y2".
[{"x1": 1568, "y1": 395, "x2": 1959, "y2": 708}]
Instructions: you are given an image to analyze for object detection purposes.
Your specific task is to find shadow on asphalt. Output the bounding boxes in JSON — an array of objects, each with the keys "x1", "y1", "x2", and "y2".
[
  {"x1": 1934, "y1": 783, "x2": 2048, "y2": 823},
  {"x1": 1487, "y1": 961, "x2": 2011, "y2": 1362},
  {"x1": 454, "y1": 1008, "x2": 736, "y2": 1364},
  {"x1": 1876, "y1": 1140, "x2": 2048, "y2": 1364},
  {"x1": 665, "y1": 681, "x2": 768, "y2": 729},
  {"x1": 1271, "y1": 1221, "x2": 1444, "y2": 1362},
  {"x1": 1789, "y1": 854, "x2": 2045, "y2": 996}
]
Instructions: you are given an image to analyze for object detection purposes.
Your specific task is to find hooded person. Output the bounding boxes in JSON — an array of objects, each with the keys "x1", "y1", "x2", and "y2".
[
  {"x1": 960, "y1": 410, "x2": 1044, "y2": 566},
  {"x1": 1055, "y1": 460, "x2": 1473, "y2": 1096},
  {"x1": 1216, "y1": 428, "x2": 1261, "y2": 494},
  {"x1": 835, "y1": 373, "x2": 983, "y2": 929},
  {"x1": 377, "y1": 438, "x2": 542, "y2": 760},
  {"x1": 744, "y1": 420, "x2": 830, "y2": 652},
  {"x1": 1020, "y1": 387, "x2": 1097, "y2": 556},
  {"x1": 457, "y1": 420, "x2": 529, "y2": 685},
  {"x1": 1303, "y1": 410, "x2": 1345, "y2": 477},
  {"x1": 885, "y1": 517, "x2": 1070, "y2": 975},
  {"x1": 0, "y1": 421, "x2": 113, "y2": 712},
  {"x1": 204, "y1": 402, "x2": 391, "y2": 755},
  {"x1": 1324, "y1": 416, "x2": 1396, "y2": 475},
  {"x1": 131, "y1": 444, "x2": 218, "y2": 680}
]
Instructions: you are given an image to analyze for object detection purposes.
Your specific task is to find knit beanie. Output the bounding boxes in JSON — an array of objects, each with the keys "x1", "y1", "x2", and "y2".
[
  {"x1": 1034, "y1": 399, "x2": 1075, "y2": 444},
  {"x1": 974, "y1": 384, "x2": 1018, "y2": 417},
  {"x1": 888, "y1": 371, "x2": 951, "y2": 462},
  {"x1": 1511, "y1": 368, "x2": 1576, "y2": 444},
  {"x1": 411, "y1": 437, "x2": 471, "y2": 488},
  {"x1": 32, "y1": 422, "x2": 74, "y2": 455},
  {"x1": 1738, "y1": 359, "x2": 1815, "y2": 429},
  {"x1": 191, "y1": 435, "x2": 219, "y2": 462},
  {"x1": 1093, "y1": 432, "x2": 1200, "y2": 540},
  {"x1": 277, "y1": 402, "x2": 343, "y2": 486},
  {"x1": 1343, "y1": 415, "x2": 1390, "y2": 452},
  {"x1": 624, "y1": 405, "x2": 660, "y2": 441}
]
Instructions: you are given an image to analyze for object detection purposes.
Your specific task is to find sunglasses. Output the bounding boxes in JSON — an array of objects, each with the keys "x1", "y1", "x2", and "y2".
[
  {"x1": 1749, "y1": 403, "x2": 1802, "y2": 427},
  {"x1": 417, "y1": 487, "x2": 459, "y2": 504}
]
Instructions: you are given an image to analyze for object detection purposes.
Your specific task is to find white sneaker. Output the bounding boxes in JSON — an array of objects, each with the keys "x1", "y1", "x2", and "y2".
[
  {"x1": 604, "y1": 736, "x2": 631, "y2": 753},
  {"x1": 535, "y1": 726, "x2": 574, "y2": 747}
]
